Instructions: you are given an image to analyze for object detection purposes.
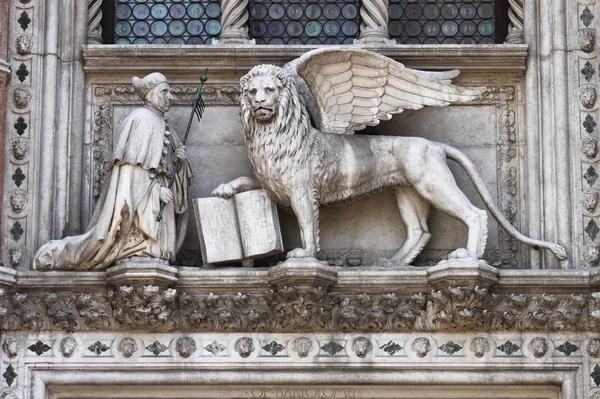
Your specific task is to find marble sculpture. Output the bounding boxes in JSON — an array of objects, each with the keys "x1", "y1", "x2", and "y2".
[
  {"x1": 33, "y1": 73, "x2": 193, "y2": 270},
  {"x1": 214, "y1": 48, "x2": 567, "y2": 266}
]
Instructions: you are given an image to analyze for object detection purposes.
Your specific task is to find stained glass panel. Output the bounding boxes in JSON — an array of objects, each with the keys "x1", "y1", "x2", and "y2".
[
  {"x1": 247, "y1": 0, "x2": 361, "y2": 45},
  {"x1": 388, "y1": 0, "x2": 496, "y2": 44},
  {"x1": 113, "y1": 0, "x2": 221, "y2": 44}
]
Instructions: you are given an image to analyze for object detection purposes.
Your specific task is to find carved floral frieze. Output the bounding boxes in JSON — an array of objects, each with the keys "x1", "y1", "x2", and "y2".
[{"x1": 2, "y1": 286, "x2": 600, "y2": 333}]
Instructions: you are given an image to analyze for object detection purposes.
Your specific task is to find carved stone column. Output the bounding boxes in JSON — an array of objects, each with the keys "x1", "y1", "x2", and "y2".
[
  {"x1": 505, "y1": 0, "x2": 524, "y2": 44},
  {"x1": 87, "y1": 0, "x2": 103, "y2": 44},
  {"x1": 355, "y1": 0, "x2": 395, "y2": 44},
  {"x1": 0, "y1": 0, "x2": 8, "y2": 245},
  {"x1": 214, "y1": 0, "x2": 254, "y2": 44}
]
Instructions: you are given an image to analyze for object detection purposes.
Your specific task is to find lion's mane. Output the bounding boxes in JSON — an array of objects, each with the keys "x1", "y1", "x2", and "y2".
[{"x1": 239, "y1": 65, "x2": 334, "y2": 206}]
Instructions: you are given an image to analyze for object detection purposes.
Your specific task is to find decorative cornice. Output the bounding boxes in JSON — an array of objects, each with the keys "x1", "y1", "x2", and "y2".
[
  {"x1": 82, "y1": 45, "x2": 529, "y2": 81},
  {"x1": 2, "y1": 285, "x2": 600, "y2": 333}
]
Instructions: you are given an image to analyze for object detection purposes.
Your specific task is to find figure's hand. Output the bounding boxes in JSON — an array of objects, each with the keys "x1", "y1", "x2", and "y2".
[
  {"x1": 212, "y1": 183, "x2": 235, "y2": 198},
  {"x1": 174, "y1": 146, "x2": 187, "y2": 161},
  {"x1": 160, "y1": 187, "x2": 174, "y2": 204}
]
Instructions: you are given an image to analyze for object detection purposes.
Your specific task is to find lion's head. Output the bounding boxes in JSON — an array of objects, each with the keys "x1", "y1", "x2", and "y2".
[{"x1": 240, "y1": 64, "x2": 291, "y2": 124}]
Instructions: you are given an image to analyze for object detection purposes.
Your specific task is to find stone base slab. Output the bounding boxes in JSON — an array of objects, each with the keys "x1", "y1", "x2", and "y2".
[
  {"x1": 0, "y1": 265, "x2": 17, "y2": 287},
  {"x1": 427, "y1": 258, "x2": 499, "y2": 289},
  {"x1": 267, "y1": 257, "x2": 338, "y2": 291},
  {"x1": 107, "y1": 257, "x2": 178, "y2": 288}
]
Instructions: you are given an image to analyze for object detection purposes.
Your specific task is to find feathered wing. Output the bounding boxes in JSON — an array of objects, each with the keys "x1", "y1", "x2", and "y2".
[{"x1": 292, "y1": 47, "x2": 486, "y2": 135}]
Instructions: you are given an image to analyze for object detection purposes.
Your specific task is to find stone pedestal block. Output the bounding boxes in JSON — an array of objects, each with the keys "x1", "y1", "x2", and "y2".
[
  {"x1": 267, "y1": 257, "x2": 338, "y2": 292},
  {"x1": 427, "y1": 258, "x2": 498, "y2": 290},
  {"x1": 107, "y1": 257, "x2": 178, "y2": 288},
  {"x1": 0, "y1": 265, "x2": 17, "y2": 287}
]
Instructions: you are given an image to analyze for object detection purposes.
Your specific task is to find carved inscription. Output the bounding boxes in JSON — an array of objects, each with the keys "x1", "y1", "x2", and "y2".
[
  {"x1": 248, "y1": 388, "x2": 359, "y2": 398},
  {"x1": 194, "y1": 197, "x2": 243, "y2": 264}
]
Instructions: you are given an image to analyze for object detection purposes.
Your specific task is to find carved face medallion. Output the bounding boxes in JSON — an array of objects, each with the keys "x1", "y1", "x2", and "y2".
[
  {"x1": 352, "y1": 337, "x2": 372, "y2": 358},
  {"x1": 580, "y1": 86, "x2": 597, "y2": 109},
  {"x1": 410, "y1": 337, "x2": 431, "y2": 358},
  {"x1": 469, "y1": 337, "x2": 490, "y2": 358},
  {"x1": 234, "y1": 337, "x2": 255, "y2": 358},
  {"x1": 528, "y1": 337, "x2": 547, "y2": 358},
  {"x1": 16, "y1": 34, "x2": 33, "y2": 55},
  {"x1": 579, "y1": 29, "x2": 597, "y2": 53},
  {"x1": 176, "y1": 337, "x2": 197, "y2": 358},
  {"x1": 582, "y1": 136, "x2": 599, "y2": 159},
  {"x1": 13, "y1": 87, "x2": 31, "y2": 109},
  {"x1": 583, "y1": 189, "x2": 600, "y2": 212},
  {"x1": 584, "y1": 243, "x2": 600, "y2": 267},
  {"x1": 11, "y1": 137, "x2": 29, "y2": 160},
  {"x1": 9, "y1": 247, "x2": 23, "y2": 267},
  {"x1": 59, "y1": 337, "x2": 77, "y2": 357},
  {"x1": 9, "y1": 189, "x2": 27, "y2": 213},
  {"x1": 2, "y1": 337, "x2": 20, "y2": 358},
  {"x1": 292, "y1": 337, "x2": 313, "y2": 358},
  {"x1": 587, "y1": 339, "x2": 600, "y2": 357},
  {"x1": 118, "y1": 337, "x2": 138, "y2": 358}
]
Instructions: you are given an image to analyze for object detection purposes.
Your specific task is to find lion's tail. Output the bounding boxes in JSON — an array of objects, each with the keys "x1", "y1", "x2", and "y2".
[{"x1": 441, "y1": 144, "x2": 567, "y2": 260}]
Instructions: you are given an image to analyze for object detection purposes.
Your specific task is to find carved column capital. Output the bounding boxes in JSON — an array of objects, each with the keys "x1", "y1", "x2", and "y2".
[
  {"x1": 355, "y1": 0, "x2": 395, "y2": 44},
  {"x1": 87, "y1": 0, "x2": 103, "y2": 44},
  {"x1": 214, "y1": 0, "x2": 255, "y2": 45},
  {"x1": 505, "y1": 0, "x2": 524, "y2": 44}
]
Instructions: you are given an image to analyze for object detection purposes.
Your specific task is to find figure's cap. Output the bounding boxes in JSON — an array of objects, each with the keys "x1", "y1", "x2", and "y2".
[{"x1": 132, "y1": 72, "x2": 168, "y2": 99}]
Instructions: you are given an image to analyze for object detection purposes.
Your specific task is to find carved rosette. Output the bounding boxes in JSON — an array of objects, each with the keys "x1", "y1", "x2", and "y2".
[
  {"x1": 505, "y1": 0, "x2": 524, "y2": 44},
  {"x1": 215, "y1": 0, "x2": 254, "y2": 44},
  {"x1": 87, "y1": 0, "x2": 103, "y2": 44},
  {"x1": 355, "y1": 0, "x2": 395, "y2": 44}
]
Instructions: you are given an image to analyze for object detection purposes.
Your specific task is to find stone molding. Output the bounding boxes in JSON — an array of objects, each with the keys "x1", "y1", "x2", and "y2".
[
  {"x1": 82, "y1": 45, "x2": 529, "y2": 82},
  {"x1": 2, "y1": 283, "x2": 600, "y2": 333},
  {"x1": 2, "y1": 331, "x2": 593, "y2": 398}
]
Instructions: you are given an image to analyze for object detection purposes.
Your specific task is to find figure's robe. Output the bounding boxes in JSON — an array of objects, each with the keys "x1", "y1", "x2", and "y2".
[{"x1": 34, "y1": 106, "x2": 192, "y2": 270}]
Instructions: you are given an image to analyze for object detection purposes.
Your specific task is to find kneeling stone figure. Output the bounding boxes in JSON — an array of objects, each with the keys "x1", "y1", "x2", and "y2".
[{"x1": 34, "y1": 72, "x2": 193, "y2": 270}]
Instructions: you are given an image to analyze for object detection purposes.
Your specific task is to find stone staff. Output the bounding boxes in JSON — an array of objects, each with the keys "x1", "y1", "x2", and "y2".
[{"x1": 157, "y1": 72, "x2": 208, "y2": 222}]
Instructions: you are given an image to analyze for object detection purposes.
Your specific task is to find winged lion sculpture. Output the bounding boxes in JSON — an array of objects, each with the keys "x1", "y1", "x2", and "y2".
[{"x1": 213, "y1": 48, "x2": 567, "y2": 266}]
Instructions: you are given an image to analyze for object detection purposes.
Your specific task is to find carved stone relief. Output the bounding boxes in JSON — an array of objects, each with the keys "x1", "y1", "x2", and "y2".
[
  {"x1": 583, "y1": 136, "x2": 600, "y2": 161},
  {"x1": 8, "y1": 190, "x2": 26, "y2": 213},
  {"x1": 176, "y1": 337, "x2": 197, "y2": 358},
  {"x1": 10, "y1": 138, "x2": 28, "y2": 161},
  {"x1": 584, "y1": 243, "x2": 600, "y2": 267},
  {"x1": 15, "y1": 34, "x2": 32, "y2": 55},
  {"x1": 292, "y1": 337, "x2": 313, "y2": 358},
  {"x1": 580, "y1": 29, "x2": 597, "y2": 53},
  {"x1": 352, "y1": 337, "x2": 372, "y2": 358},
  {"x1": 581, "y1": 86, "x2": 598, "y2": 109},
  {"x1": 2, "y1": 337, "x2": 20, "y2": 358},
  {"x1": 12, "y1": 87, "x2": 30, "y2": 109},
  {"x1": 234, "y1": 337, "x2": 254, "y2": 358},
  {"x1": 411, "y1": 338, "x2": 431, "y2": 358},
  {"x1": 59, "y1": 337, "x2": 77, "y2": 358},
  {"x1": 529, "y1": 337, "x2": 548, "y2": 358}
]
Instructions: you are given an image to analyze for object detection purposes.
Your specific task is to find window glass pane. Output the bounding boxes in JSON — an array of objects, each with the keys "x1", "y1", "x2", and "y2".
[
  {"x1": 388, "y1": 0, "x2": 496, "y2": 44},
  {"x1": 248, "y1": 0, "x2": 361, "y2": 45},
  {"x1": 113, "y1": 0, "x2": 221, "y2": 45}
]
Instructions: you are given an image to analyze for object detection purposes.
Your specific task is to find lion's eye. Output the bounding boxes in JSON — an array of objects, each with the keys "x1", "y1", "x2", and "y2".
[
  {"x1": 249, "y1": 89, "x2": 257, "y2": 95},
  {"x1": 265, "y1": 87, "x2": 275, "y2": 93}
]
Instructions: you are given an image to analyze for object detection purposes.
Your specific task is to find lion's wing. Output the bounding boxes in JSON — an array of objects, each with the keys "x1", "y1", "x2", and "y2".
[{"x1": 295, "y1": 47, "x2": 486, "y2": 135}]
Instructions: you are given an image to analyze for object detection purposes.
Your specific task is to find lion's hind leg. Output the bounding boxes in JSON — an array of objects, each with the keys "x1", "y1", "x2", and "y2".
[
  {"x1": 409, "y1": 160, "x2": 488, "y2": 260},
  {"x1": 377, "y1": 188, "x2": 431, "y2": 266}
]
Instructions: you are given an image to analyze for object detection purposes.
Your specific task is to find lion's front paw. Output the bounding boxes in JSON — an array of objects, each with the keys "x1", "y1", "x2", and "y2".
[
  {"x1": 212, "y1": 183, "x2": 235, "y2": 198},
  {"x1": 448, "y1": 248, "x2": 477, "y2": 259},
  {"x1": 287, "y1": 248, "x2": 312, "y2": 259}
]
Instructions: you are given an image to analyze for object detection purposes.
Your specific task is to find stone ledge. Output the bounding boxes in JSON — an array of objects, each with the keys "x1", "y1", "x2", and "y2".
[
  {"x1": 82, "y1": 44, "x2": 528, "y2": 81},
  {"x1": 8, "y1": 267, "x2": 600, "y2": 294}
]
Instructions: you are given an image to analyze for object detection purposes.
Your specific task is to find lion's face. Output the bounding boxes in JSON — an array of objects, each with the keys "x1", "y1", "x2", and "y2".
[{"x1": 244, "y1": 75, "x2": 281, "y2": 122}]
